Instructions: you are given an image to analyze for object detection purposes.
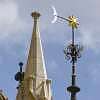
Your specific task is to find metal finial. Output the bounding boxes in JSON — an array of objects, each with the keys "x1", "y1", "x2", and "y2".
[
  {"x1": 19, "y1": 62, "x2": 23, "y2": 67},
  {"x1": 52, "y1": 12, "x2": 82, "y2": 100},
  {"x1": 15, "y1": 62, "x2": 24, "y2": 82},
  {"x1": 52, "y1": 7, "x2": 82, "y2": 99},
  {"x1": 31, "y1": 12, "x2": 41, "y2": 18},
  {"x1": 15, "y1": 62, "x2": 25, "y2": 100}
]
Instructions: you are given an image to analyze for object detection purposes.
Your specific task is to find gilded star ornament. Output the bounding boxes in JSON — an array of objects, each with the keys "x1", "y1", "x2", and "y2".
[{"x1": 68, "y1": 15, "x2": 79, "y2": 29}]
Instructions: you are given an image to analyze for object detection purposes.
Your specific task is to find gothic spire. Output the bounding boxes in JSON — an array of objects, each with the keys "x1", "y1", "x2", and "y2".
[
  {"x1": 15, "y1": 12, "x2": 52, "y2": 100},
  {"x1": 24, "y1": 12, "x2": 47, "y2": 90}
]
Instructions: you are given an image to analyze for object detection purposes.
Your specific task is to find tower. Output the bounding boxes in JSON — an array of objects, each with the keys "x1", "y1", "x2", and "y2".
[{"x1": 15, "y1": 12, "x2": 52, "y2": 100}]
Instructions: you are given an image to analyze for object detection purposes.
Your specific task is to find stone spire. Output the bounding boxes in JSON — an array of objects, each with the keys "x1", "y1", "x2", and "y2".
[{"x1": 15, "y1": 12, "x2": 52, "y2": 100}]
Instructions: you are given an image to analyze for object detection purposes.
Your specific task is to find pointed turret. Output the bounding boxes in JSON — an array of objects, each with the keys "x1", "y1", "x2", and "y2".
[
  {"x1": 24, "y1": 12, "x2": 47, "y2": 89},
  {"x1": 16, "y1": 12, "x2": 52, "y2": 100}
]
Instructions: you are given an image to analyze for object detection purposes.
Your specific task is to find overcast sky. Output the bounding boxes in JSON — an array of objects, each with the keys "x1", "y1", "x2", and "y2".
[{"x1": 0, "y1": 0, "x2": 100, "y2": 100}]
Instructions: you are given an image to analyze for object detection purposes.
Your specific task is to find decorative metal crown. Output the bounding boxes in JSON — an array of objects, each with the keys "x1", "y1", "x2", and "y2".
[{"x1": 64, "y1": 44, "x2": 83, "y2": 63}]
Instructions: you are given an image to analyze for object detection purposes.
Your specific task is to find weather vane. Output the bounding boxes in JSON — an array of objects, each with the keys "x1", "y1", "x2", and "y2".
[{"x1": 52, "y1": 6, "x2": 83, "y2": 100}]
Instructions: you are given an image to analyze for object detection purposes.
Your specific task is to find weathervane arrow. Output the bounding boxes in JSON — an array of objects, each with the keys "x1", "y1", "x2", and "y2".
[{"x1": 51, "y1": 6, "x2": 79, "y2": 29}]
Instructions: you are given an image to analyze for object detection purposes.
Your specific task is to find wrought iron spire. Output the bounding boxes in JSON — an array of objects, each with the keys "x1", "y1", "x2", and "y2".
[
  {"x1": 63, "y1": 15, "x2": 83, "y2": 100},
  {"x1": 53, "y1": 14, "x2": 83, "y2": 100}
]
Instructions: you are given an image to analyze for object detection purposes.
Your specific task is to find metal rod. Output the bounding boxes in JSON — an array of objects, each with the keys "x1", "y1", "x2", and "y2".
[
  {"x1": 72, "y1": 27, "x2": 74, "y2": 45},
  {"x1": 20, "y1": 66, "x2": 22, "y2": 73},
  {"x1": 72, "y1": 26, "x2": 76, "y2": 86},
  {"x1": 71, "y1": 93, "x2": 76, "y2": 100},
  {"x1": 57, "y1": 15, "x2": 69, "y2": 21}
]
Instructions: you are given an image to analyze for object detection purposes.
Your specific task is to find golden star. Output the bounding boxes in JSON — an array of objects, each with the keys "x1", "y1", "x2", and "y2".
[{"x1": 68, "y1": 15, "x2": 79, "y2": 29}]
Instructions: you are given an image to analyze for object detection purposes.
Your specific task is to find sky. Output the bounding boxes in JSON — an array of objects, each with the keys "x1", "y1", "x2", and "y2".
[{"x1": 0, "y1": 0, "x2": 100, "y2": 100}]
